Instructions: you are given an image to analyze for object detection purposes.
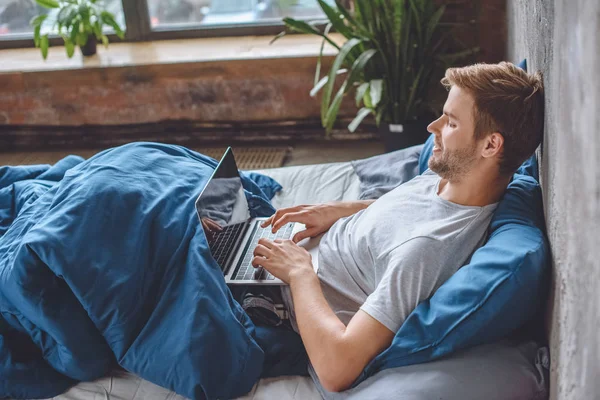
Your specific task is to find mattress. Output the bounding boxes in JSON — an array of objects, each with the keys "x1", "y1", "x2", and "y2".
[{"x1": 44, "y1": 161, "x2": 360, "y2": 400}]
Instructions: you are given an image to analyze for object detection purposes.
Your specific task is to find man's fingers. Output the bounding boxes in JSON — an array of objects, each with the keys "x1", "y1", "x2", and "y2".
[
  {"x1": 262, "y1": 206, "x2": 306, "y2": 228},
  {"x1": 257, "y1": 238, "x2": 274, "y2": 248},
  {"x1": 253, "y1": 243, "x2": 271, "y2": 257},
  {"x1": 261, "y1": 216, "x2": 273, "y2": 228},
  {"x1": 251, "y1": 256, "x2": 268, "y2": 269},
  {"x1": 206, "y1": 219, "x2": 222, "y2": 231},
  {"x1": 202, "y1": 218, "x2": 222, "y2": 232},
  {"x1": 272, "y1": 212, "x2": 304, "y2": 233},
  {"x1": 262, "y1": 209, "x2": 284, "y2": 228},
  {"x1": 292, "y1": 228, "x2": 317, "y2": 243}
]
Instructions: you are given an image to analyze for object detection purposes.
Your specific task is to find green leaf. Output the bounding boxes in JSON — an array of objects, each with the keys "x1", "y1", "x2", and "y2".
[
  {"x1": 78, "y1": 3, "x2": 90, "y2": 20},
  {"x1": 270, "y1": 30, "x2": 286, "y2": 44},
  {"x1": 310, "y1": 69, "x2": 347, "y2": 97},
  {"x1": 355, "y1": 82, "x2": 369, "y2": 107},
  {"x1": 100, "y1": 11, "x2": 125, "y2": 39},
  {"x1": 363, "y1": 89, "x2": 373, "y2": 109},
  {"x1": 375, "y1": 108, "x2": 385, "y2": 126},
  {"x1": 76, "y1": 31, "x2": 87, "y2": 47},
  {"x1": 40, "y1": 8, "x2": 58, "y2": 35},
  {"x1": 321, "y1": 37, "x2": 363, "y2": 127},
  {"x1": 282, "y1": 17, "x2": 340, "y2": 50},
  {"x1": 93, "y1": 20, "x2": 102, "y2": 39},
  {"x1": 33, "y1": 24, "x2": 42, "y2": 47},
  {"x1": 30, "y1": 14, "x2": 47, "y2": 27},
  {"x1": 283, "y1": 17, "x2": 323, "y2": 35},
  {"x1": 348, "y1": 107, "x2": 373, "y2": 132},
  {"x1": 425, "y1": 5, "x2": 445, "y2": 45},
  {"x1": 317, "y1": 0, "x2": 353, "y2": 39},
  {"x1": 334, "y1": 0, "x2": 370, "y2": 38},
  {"x1": 408, "y1": 0, "x2": 422, "y2": 41},
  {"x1": 393, "y1": 0, "x2": 404, "y2": 48},
  {"x1": 64, "y1": 37, "x2": 75, "y2": 58},
  {"x1": 324, "y1": 49, "x2": 377, "y2": 134},
  {"x1": 57, "y1": 5, "x2": 76, "y2": 25},
  {"x1": 80, "y1": 33, "x2": 89, "y2": 46},
  {"x1": 101, "y1": 35, "x2": 109, "y2": 47},
  {"x1": 35, "y1": 0, "x2": 59, "y2": 9},
  {"x1": 405, "y1": 66, "x2": 424, "y2": 117},
  {"x1": 70, "y1": 20, "x2": 79, "y2": 43},
  {"x1": 369, "y1": 79, "x2": 383, "y2": 107},
  {"x1": 323, "y1": 88, "x2": 345, "y2": 134},
  {"x1": 314, "y1": 23, "x2": 333, "y2": 87},
  {"x1": 40, "y1": 34, "x2": 49, "y2": 59}
]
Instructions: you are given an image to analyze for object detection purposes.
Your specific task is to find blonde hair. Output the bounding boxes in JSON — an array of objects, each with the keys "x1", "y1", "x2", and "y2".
[{"x1": 441, "y1": 62, "x2": 544, "y2": 176}]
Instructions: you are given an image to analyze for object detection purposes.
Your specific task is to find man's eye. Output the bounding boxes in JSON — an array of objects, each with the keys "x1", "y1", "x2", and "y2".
[{"x1": 446, "y1": 121, "x2": 456, "y2": 128}]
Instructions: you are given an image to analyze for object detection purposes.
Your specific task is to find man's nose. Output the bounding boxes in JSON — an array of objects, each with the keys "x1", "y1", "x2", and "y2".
[{"x1": 427, "y1": 116, "x2": 442, "y2": 135}]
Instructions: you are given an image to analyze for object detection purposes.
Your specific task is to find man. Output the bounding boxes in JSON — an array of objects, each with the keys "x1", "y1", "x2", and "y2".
[{"x1": 251, "y1": 62, "x2": 544, "y2": 392}]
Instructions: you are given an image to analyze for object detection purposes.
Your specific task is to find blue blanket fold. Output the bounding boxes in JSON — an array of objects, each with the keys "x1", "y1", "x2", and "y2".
[{"x1": 0, "y1": 142, "x2": 286, "y2": 399}]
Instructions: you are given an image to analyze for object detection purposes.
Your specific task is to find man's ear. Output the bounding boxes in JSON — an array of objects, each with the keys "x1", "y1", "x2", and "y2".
[{"x1": 481, "y1": 132, "x2": 504, "y2": 159}]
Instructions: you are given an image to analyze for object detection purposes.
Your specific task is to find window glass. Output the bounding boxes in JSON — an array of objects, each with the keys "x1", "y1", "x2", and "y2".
[
  {"x1": 0, "y1": 0, "x2": 125, "y2": 37},
  {"x1": 148, "y1": 0, "x2": 332, "y2": 29}
]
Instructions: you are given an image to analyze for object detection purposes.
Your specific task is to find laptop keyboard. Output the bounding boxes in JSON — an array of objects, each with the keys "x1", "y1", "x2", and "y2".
[
  {"x1": 209, "y1": 222, "x2": 245, "y2": 268},
  {"x1": 234, "y1": 222, "x2": 295, "y2": 281}
]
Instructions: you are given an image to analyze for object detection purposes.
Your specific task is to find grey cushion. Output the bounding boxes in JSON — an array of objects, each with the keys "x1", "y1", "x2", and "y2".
[
  {"x1": 310, "y1": 339, "x2": 549, "y2": 400},
  {"x1": 351, "y1": 144, "x2": 423, "y2": 200}
]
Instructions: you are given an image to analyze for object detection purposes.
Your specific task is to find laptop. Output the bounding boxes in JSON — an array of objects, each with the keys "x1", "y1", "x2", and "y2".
[{"x1": 195, "y1": 147, "x2": 321, "y2": 286}]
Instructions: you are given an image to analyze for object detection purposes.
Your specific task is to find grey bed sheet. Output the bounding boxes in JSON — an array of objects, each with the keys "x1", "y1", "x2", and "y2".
[{"x1": 311, "y1": 339, "x2": 550, "y2": 400}]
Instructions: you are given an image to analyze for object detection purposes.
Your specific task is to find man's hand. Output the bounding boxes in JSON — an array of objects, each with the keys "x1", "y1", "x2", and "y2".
[
  {"x1": 261, "y1": 201, "x2": 375, "y2": 243},
  {"x1": 252, "y1": 238, "x2": 314, "y2": 284},
  {"x1": 201, "y1": 217, "x2": 222, "y2": 240}
]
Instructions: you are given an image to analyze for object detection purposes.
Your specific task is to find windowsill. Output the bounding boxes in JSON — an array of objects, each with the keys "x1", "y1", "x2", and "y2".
[{"x1": 0, "y1": 33, "x2": 343, "y2": 74}]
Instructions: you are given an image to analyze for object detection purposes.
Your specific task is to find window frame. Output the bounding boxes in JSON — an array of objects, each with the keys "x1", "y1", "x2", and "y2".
[{"x1": 0, "y1": 0, "x2": 326, "y2": 50}]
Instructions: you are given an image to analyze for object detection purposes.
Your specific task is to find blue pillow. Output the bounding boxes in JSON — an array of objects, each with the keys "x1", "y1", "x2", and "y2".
[
  {"x1": 418, "y1": 133, "x2": 435, "y2": 174},
  {"x1": 356, "y1": 60, "x2": 549, "y2": 383}
]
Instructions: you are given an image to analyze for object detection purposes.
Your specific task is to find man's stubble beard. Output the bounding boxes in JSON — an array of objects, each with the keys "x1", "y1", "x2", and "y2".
[{"x1": 428, "y1": 143, "x2": 478, "y2": 182}]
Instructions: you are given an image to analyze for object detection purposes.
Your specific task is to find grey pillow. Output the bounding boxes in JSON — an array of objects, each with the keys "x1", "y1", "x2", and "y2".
[
  {"x1": 351, "y1": 144, "x2": 423, "y2": 200},
  {"x1": 310, "y1": 339, "x2": 549, "y2": 400}
]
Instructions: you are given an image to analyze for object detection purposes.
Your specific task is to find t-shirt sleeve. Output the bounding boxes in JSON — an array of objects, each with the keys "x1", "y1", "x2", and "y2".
[{"x1": 359, "y1": 237, "x2": 451, "y2": 333}]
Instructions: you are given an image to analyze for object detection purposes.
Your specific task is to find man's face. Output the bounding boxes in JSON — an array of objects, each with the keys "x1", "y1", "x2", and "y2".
[{"x1": 427, "y1": 86, "x2": 479, "y2": 181}]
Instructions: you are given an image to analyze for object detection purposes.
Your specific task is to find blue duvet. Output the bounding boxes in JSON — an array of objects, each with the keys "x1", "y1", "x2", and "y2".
[{"x1": 0, "y1": 142, "x2": 300, "y2": 399}]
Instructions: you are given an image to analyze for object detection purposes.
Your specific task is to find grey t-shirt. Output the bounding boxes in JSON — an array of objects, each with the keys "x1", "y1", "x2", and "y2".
[{"x1": 282, "y1": 169, "x2": 498, "y2": 333}]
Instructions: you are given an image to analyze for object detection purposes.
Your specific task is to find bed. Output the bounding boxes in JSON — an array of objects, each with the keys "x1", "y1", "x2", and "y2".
[
  {"x1": 41, "y1": 161, "x2": 354, "y2": 400},
  {"x1": 41, "y1": 158, "x2": 549, "y2": 400}
]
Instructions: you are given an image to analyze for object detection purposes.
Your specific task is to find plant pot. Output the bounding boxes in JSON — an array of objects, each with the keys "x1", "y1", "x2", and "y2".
[
  {"x1": 379, "y1": 118, "x2": 432, "y2": 152},
  {"x1": 80, "y1": 36, "x2": 97, "y2": 57}
]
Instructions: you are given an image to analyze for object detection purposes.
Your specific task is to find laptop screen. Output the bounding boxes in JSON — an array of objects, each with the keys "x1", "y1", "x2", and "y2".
[{"x1": 195, "y1": 148, "x2": 251, "y2": 235}]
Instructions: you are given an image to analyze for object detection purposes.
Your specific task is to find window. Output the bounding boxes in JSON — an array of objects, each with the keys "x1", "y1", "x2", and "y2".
[
  {"x1": 0, "y1": 0, "x2": 331, "y2": 48},
  {"x1": 148, "y1": 0, "x2": 328, "y2": 29},
  {"x1": 0, "y1": 0, "x2": 125, "y2": 37},
  {"x1": 0, "y1": 0, "x2": 45, "y2": 36}
]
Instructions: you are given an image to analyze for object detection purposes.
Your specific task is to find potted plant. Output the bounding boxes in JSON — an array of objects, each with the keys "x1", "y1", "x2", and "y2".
[
  {"x1": 31, "y1": 0, "x2": 125, "y2": 59},
  {"x1": 273, "y1": 0, "x2": 477, "y2": 151}
]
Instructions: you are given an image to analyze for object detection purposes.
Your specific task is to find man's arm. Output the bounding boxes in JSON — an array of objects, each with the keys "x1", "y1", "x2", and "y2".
[
  {"x1": 289, "y1": 269, "x2": 395, "y2": 393},
  {"x1": 262, "y1": 200, "x2": 375, "y2": 243}
]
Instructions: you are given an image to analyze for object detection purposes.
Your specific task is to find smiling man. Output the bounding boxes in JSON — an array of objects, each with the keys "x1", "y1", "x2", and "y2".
[{"x1": 252, "y1": 62, "x2": 544, "y2": 392}]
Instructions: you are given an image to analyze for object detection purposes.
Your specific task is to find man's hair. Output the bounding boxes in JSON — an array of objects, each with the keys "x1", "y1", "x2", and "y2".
[{"x1": 441, "y1": 62, "x2": 544, "y2": 176}]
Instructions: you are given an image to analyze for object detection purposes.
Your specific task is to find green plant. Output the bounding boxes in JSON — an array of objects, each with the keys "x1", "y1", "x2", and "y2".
[
  {"x1": 31, "y1": 0, "x2": 125, "y2": 59},
  {"x1": 273, "y1": 0, "x2": 477, "y2": 135}
]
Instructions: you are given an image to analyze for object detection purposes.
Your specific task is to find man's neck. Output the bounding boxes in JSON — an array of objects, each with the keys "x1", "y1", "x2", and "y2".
[{"x1": 437, "y1": 172, "x2": 511, "y2": 207}]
